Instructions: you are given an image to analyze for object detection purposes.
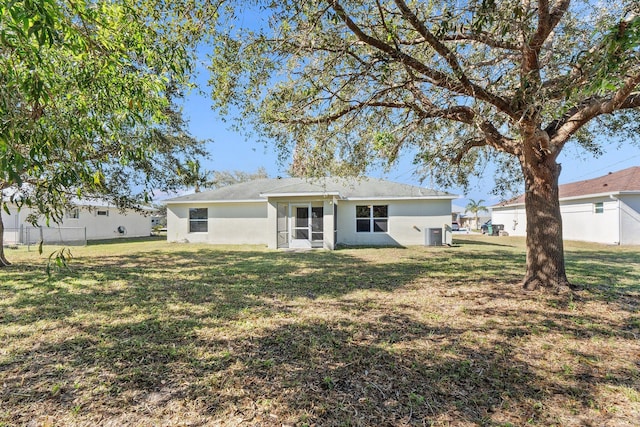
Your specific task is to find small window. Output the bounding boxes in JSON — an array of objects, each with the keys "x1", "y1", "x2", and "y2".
[
  {"x1": 96, "y1": 209, "x2": 109, "y2": 217},
  {"x1": 189, "y1": 208, "x2": 208, "y2": 232},
  {"x1": 594, "y1": 202, "x2": 604, "y2": 214},
  {"x1": 66, "y1": 208, "x2": 80, "y2": 219},
  {"x1": 356, "y1": 205, "x2": 388, "y2": 233}
]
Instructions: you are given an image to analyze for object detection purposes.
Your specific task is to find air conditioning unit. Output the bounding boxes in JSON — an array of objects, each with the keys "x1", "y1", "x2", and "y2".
[{"x1": 425, "y1": 227, "x2": 442, "y2": 246}]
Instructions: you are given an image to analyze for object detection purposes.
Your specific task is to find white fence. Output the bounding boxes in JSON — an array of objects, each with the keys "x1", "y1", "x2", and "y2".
[{"x1": 3, "y1": 226, "x2": 87, "y2": 246}]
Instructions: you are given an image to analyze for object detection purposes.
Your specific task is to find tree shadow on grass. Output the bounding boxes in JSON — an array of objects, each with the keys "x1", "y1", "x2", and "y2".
[
  {"x1": 565, "y1": 251, "x2": 640, "y2": 291},
  {"x1": 0, "y1": 247, "x2": 521, "y2": 327},
  {"x1": 5, "y1": 307, "x2": 633, "y2": 426},
  {"x1": 564, "y1": 250, "x2": 640, "y2": 316},
  {"x1": 1, "y1": 245, "x2": 639, "y2": 425},
  {"x1": 86, "y1": 236, "x2": 166, "y2": 245},
  {"x1": 453, "y1": 237, "x2": 519, "y2": 248}
]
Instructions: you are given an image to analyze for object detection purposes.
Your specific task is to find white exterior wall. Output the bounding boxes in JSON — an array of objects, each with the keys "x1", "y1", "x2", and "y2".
[
  {"x1": 492, "y1": 196, "x2": 630, "y2": 245},
  {"x1": 491, "y1": 205, "x2": 527, "y2": 236},
  {"x1": 1, "y1": 205, "x2": 152, "y2": 243},
  {"x1": 323, "y1": 198, "x2": 336, "y2": 250},
  {"x1": 167, "y1": 202, "x2": 269, "y2": 245},
  {"x1": 560, "y1": 197, "x2": 619, "y2": 244},
  {"x1": 69, "y1": 207, "x2": 151, "y2": 240},
  {"x1": 620, "y1": 195, "x2": 640, "y2": 245},
  {"x1": 336, "y1": 199, "x2": 451, "y2": 246},
  {"x1": 266, "y1": 200, "x2": 278, "y2": 249}
]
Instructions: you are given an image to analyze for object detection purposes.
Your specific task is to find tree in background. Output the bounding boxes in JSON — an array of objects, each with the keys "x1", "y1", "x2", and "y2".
[
  {"x1": 207, "y1": 167, "x2": 269, "y2": 189},
  {"x1": 465, "y1": 199, "x2": 487, "y2": 231},
  {"x1": 209, "y1": 0, "x2": 640, "y2": 291},
  {"x1": 0, "y1": 0, "x2": 218, "y2": 266},
  {"x1": 177, "y1": 164, "x2": 269, "y2": 193}
]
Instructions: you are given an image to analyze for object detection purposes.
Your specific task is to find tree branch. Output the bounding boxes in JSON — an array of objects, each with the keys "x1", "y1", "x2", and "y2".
[
  {"x1": 452, "y1": 138, "x2": 486, "y2": 164},
  {"x1": 327, "y1": 0, "x2": 517, "y2": 119},
  {"x1": 393, "y1": 0, "x2": 515, "y2": 114},
  {"x1": 549, "y1": 74, "x2": 640, "y2": 146},
  {"x1": 442, "y1": 32, "x2": 519, "y2": 51},
  {"x1": 415, "y1": 106, "x2": 518, "y2": 156},
  {"x1": 522, "y1": 0, "x2": 570, "y2": 79}
]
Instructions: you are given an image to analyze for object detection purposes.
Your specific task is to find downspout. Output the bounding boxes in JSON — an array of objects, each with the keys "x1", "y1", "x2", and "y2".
[{"x1": 609, "y1": 194, "x2": 621, "y2": 245}]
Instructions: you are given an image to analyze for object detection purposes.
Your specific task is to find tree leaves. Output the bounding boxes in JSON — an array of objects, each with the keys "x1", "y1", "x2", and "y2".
[
  {"x1": 0, "y1": 0, "x2": 219, "y2": 265},
  {"x1": 208, "y1": 0, "x2": 640, "y2": 191}
]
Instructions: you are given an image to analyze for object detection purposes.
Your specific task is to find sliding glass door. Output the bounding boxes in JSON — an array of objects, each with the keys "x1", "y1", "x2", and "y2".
[{"x1": 289, "y1": 203, "x2": 323, "y2": 248}]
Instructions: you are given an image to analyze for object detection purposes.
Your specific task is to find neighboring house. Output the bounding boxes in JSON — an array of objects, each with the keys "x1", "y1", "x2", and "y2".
[
  {"x1": 1, "y1": 200, "x2": 154, "y2": 245},
  {"x1": 491, "y1": 167, "x2": 640, "y2": 245},
  {"x1": 164, "y1": 177, "x2": 457, "y2": 249},
  {"x1": 151, "y1": 215, "x2": 166, "y2": 227},
  {"x1": 452, "y1": 204, "x2": 490, "y2": 230}
]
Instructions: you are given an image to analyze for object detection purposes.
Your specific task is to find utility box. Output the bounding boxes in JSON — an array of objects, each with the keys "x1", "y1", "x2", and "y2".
[
  {"x1": 425, "y1": 227, "x2": 443, "y2": 246},
  {"x1": 443, "y1": 224, "x2": 453, "y2": 245}
]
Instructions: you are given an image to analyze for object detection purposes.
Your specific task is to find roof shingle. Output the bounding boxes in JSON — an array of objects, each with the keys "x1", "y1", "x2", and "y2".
[
  {"x1": 164, "y1": 177, "x2": 456, "y2": 203},
  {"x1": 498, "y1": 166, "x2": 640, "y2": 206}
]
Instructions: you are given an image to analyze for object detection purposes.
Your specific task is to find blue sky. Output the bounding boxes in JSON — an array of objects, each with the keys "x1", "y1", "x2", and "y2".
[
  {"x1": 172, "y1": 6, "x2": 640, "y2": 209},
  {"x1": 179, "y1": 78, "x2": 640, "y2": 209},
  {"x1": 177, "y1": 41, "x2": 640, "y2": 208}
]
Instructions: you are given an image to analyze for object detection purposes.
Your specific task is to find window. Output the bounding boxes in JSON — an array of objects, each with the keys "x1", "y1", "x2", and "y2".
[
  {"x1": 96, "y1": 209, "x2": 109, "y2": 217},
  {"x1": 356, "y1": 205, "x2": 388, "y2": 233},
  {"x1": 66, "y1": 208, "x2": 80, "y2": 219},
  {"x1": 189, "y1": 208, "x2": 208, "y2": 232},
  {"x1": 594, "y1": 202, "x2": 604, "y2": 214}
]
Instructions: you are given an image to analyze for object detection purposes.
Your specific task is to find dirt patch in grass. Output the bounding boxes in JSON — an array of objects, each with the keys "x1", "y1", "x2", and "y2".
[{"x1": 1, "y1": 237, "x2": 639, "y2": 426}]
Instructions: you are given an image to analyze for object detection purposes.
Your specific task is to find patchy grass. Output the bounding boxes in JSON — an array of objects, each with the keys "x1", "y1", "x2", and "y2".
[{"x1": 0, "y1": 236, "x2": 638, "y2": 426}]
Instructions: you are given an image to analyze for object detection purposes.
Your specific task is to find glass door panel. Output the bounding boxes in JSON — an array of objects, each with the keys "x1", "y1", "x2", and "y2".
[
  {"x1": 293, "y1": 206, "x2": 310, "y2": 239},
  {"x1": 311, "y1": 206, "x2": 323, "y2": 241}
]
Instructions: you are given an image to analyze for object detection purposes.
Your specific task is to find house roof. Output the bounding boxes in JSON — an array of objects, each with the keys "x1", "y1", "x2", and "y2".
[
  {"x1": 164, "y1": 177, "x2": 457, "y2": 203},
  {"x1": 1, "y1": 189, "x2": 156, "y2": 211},
  {"x1": 496, "y1": 166, "x2": 640, "y2": 207}
]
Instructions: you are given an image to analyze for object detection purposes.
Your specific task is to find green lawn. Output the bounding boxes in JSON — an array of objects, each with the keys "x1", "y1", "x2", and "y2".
[{"x1": 1, "y1": 236, "x2": 638, "y2": 426}]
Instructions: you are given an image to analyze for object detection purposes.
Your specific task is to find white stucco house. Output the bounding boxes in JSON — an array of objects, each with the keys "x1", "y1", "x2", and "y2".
[
  {"x1": 1, "y1": 200, "x2": 155, "y2": 245},
  {"x1": 164, "y1": 177, "x2": 457, "y2": 249},
  {"x1": 491, "y1": 166, "x2": 640, "y2": 245}
]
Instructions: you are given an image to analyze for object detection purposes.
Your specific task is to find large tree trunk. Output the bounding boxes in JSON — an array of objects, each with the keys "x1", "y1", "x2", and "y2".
[
  {"x1": 520, "y1": 154, "x2": 571, "y2": 292},
  {"x1": 0, "y1": 207, "x2": 11, "y2": 267}
]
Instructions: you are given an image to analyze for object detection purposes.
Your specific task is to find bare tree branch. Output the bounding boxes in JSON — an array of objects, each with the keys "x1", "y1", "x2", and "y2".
[
  {"x1": 442, "y1": 32, "x2": 520, "y2": 51},
  {"x1": 452, "y1": 138, "x2": 486, "y2": 164},
  {"x1": 549, "y1": 75, "x2": 640, "y2": 146},
  {"x1": 393, "y1": 0, "x2": 515, "y2": 114},
  {"x1": 522, "y1": 0, "x2": 571, "y2": 79},
  {"x1": 327, "y1": 0, "x2": 517, "y2": 119}
]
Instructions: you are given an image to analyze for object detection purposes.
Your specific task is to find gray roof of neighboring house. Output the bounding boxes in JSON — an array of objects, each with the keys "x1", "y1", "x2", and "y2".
[
  {"x1": 2, "y1": 189, "x2": 155, "y2": 211},
  {"x1": 164, "y1": 177, "x2": 457, "y2": 203}
]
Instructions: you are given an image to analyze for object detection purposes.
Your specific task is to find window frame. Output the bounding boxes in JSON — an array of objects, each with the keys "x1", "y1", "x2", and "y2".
[
  {"x1": 189, "y1": 207, "x2": 208, "y2": 233},
  {"x1": 96, "y1": 209, "x2": 109, "y2": 217},
  {"x1": 594, "y1": 202, "x2": 604, "y2": 214},
  {"x1": 355, "y1": 204, "x2": 388, "y2": 233}
]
